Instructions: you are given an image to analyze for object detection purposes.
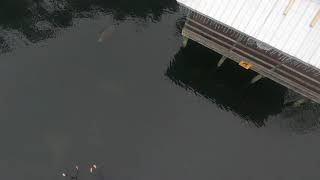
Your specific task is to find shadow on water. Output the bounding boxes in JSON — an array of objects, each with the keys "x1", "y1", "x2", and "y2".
[
  {"x1": 165, "y1": 40, "x2": 320, "y2": 128},
  {"x1": 277, "y1": 103, "x2": 320, "y2": 134},
  {"x1": 0, "y1": 0, "x2": 177, "y2": 53}
]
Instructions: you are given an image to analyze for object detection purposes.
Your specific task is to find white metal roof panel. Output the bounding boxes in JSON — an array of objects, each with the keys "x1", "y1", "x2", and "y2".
[{"x1": 178, "y1": 0, "x2": 320, "y2": 69}]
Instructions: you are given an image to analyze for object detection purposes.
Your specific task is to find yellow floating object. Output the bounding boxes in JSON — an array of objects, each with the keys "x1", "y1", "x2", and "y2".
[{"x1": 239, "y1": 60, "x2": 252, "y2": 70}]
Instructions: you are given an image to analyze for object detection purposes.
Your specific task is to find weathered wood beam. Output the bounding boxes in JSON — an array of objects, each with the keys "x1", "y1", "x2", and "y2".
[
  {"x1": 283, "y1": 0, "x2": 295, "y2": 16},
  {"x1": 310, "y1": 9, "x2": 320, "y2": 28}
]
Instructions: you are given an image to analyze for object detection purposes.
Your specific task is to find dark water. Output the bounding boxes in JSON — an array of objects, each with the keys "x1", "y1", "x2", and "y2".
[{"x1": 1, "y1": 0, "x2": 320, "y2": 180}]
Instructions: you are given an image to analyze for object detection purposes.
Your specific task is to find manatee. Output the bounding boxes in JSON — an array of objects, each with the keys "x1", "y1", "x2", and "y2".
[{"x1": 98, "y1": 25, "x2": 116, "y2": 42}]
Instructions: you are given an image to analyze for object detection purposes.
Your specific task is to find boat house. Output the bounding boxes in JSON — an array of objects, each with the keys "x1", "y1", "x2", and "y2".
[{"x1": 177, "y1": 0, "x2": 320, "y2": 103}]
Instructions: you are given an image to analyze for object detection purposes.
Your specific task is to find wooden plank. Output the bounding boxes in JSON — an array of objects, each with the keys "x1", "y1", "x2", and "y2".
[
  {"x1": 283, "y1": 0, "x2": 295, "y2": 16},
  {"x1": 183, "y1": 27, "x2": 320, "y2": 103},
  {"x1": 310, "y1": 9, "x2": 320, "y2": 27}
]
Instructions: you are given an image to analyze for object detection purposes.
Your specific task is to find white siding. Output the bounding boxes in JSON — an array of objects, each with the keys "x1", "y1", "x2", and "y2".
[{"x1": 178, "y1": 0, "x2": 320, "y2": 69}]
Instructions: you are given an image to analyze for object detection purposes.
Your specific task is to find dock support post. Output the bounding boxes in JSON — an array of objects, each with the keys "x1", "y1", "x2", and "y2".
[
  {"x1": 293, "y1": 98, "x2": 308, "y2": 107},
  {"x1": 217, "y1": 56, "x2": 227, "y2": 67},
  {"x1": 182, "y1": 36, "x2": 189, "y2": 47},
  {"x1": 250, "y1": 74, "x2": 263, "y2": 84}
]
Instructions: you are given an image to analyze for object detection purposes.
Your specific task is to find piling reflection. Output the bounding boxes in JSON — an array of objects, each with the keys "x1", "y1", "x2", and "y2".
[
  {"x1": 166, "y1": 41, "x2": 288, "y2": 127},
  {"x1": 278, "y1": 103, "x2": 320, "y2": 134},
  {"x1": 0, "y1": 0, "x2": 177, "y2": 53}
]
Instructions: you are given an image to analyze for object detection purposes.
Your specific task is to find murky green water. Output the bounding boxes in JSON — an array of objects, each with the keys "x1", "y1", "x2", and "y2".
[{"x1": 1, "y1": 0, "x2": 320, "y2": 179}]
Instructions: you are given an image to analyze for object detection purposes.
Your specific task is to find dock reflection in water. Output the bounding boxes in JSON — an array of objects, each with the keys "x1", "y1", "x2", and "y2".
[{"x1": 166, "y1": 41, "x2": 320, "y2": 130}]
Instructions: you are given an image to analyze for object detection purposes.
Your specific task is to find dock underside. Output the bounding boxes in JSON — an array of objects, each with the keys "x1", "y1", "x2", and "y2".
[{"x1": 182, "y1": 12, "x2": 320, "y2": 103}]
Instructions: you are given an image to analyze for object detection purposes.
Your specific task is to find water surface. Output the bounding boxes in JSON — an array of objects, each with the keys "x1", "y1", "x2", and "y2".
[{"x1": 1, "y1": 1, "x2": 320, "y2": 180}]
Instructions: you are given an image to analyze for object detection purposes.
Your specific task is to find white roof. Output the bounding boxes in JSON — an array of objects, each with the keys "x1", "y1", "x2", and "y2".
[{"x1": 178, "y1": 0, "x2": 320, "y2": 69}]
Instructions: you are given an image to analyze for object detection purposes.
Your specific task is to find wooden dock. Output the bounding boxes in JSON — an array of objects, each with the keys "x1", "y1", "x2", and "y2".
[{"x1": 181, "y1": 11, "x2": 320, "y2": 104}]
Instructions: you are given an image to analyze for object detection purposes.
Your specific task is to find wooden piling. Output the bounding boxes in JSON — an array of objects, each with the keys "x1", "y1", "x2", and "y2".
[
  {"x1": 217, "y1": 56, "x2": 227, "y2": 67},
  {"x1": 250, "y1": 74, "x2": 264, "y2": 84},
  {"x1": 182, "y1": 36, "x2": 189, "y2": 47}
]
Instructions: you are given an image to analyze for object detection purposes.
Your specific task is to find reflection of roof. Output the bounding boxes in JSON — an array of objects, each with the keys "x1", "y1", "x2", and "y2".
[{"x1": 177, "y1": 0, "x2": 320, "y2": 68}]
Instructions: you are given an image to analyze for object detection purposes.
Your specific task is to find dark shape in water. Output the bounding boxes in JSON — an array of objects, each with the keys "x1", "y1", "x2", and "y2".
[{"x1": 98, "y1": 25, "x2": 116, "y2": 42}]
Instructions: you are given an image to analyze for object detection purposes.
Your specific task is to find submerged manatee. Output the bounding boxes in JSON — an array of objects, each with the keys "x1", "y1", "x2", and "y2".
[{"x1": 98, "y1": 25, "x2": 116, "y2": 42}]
